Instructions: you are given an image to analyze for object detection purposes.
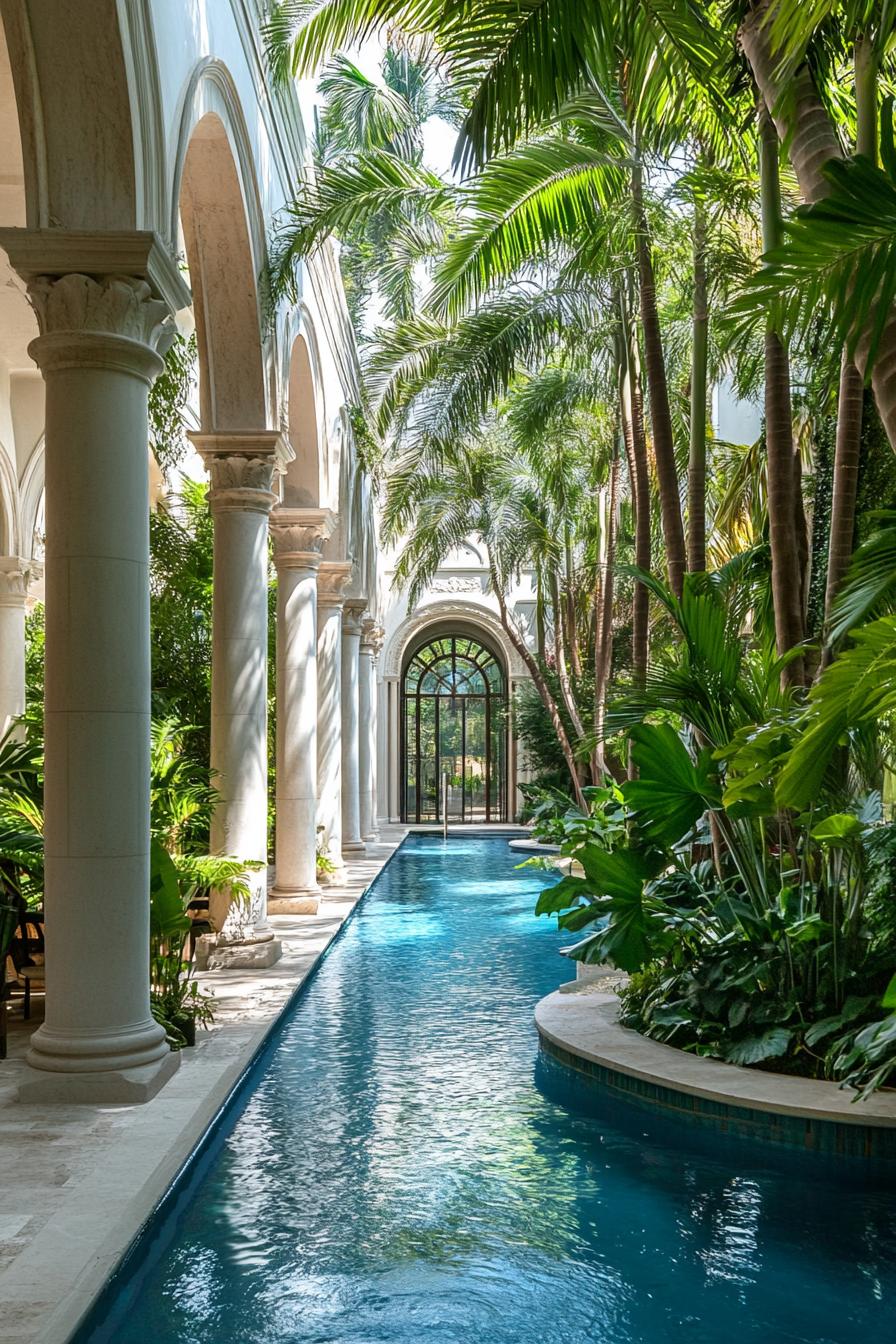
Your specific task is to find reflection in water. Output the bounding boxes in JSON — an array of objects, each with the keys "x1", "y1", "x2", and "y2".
[{"x1": 88, "y1": 838, "x2": 895, "y2": 1344}]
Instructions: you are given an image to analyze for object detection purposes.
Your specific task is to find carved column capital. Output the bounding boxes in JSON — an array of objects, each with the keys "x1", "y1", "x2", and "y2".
[
  {"x1": 0, "y1": 557, "x2": 38, "y2": 609},
  {"x1": 270, "y1": 507, "x2": 336, "y2": 571},
  {"x1": 25, "y1": 274, "x2": 175, "y2": 383},
  {"x1": 342, "y1": 598, "x2": 367, "y2": 638},
  {"x1": 360, "y1": 617, "x2": 385, "y2": 658},
  {"x1": 317, "y1": 561, "x2": 352, "y2": 611},
  {"x1": 191, "y1": 431, "x2": 291, "y2": 516},
  {"x1": 0, "y1": 229, "x2": 192, "y2": 385}
]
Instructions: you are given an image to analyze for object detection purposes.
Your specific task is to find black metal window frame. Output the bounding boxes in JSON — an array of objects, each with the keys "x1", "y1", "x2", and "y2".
[{"x1": 400, "y1": 634, "x2": 507, "y2": 824}]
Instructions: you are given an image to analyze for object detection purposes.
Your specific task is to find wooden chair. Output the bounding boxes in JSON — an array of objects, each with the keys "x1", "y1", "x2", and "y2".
[
  {"x1": 8, "y1": 909, "x2": 44, "y2": 1020},
  {"x1": 0, "y1": 901, "x2": 21, "y2": 1060}
]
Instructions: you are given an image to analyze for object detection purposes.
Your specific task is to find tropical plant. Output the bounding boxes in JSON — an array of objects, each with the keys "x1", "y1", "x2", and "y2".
[{"x1": 263, "y1": 0, "x2": 896, "y2": 1096}]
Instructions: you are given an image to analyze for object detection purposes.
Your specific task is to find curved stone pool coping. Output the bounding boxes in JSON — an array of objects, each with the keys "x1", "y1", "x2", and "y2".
[
  {"x1": 536, "y1": 991, "x2": 896, "y2": 1160},
  {"x1": 507, "y1": 838, "x2": 561, "y2": 854}
]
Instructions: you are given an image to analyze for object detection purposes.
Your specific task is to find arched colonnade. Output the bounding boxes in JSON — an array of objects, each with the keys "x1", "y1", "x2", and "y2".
[{"x1": 0, "y1": 2, "x2": 380, "y2": 1103}]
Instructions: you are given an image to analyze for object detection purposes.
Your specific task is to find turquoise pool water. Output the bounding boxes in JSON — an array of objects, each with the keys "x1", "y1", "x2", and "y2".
[{"x1": 79, "y1": 837, "x2": 895, "y2": 1343}]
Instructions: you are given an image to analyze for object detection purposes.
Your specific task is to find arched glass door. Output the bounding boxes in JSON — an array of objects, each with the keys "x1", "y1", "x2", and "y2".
[{"x1": 401, "y1": 634, "x2": 506, "y2": 823}]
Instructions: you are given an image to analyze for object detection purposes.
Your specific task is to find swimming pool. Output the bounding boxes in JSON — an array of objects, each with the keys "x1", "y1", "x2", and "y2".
[{"x1": 77, "y1": 836, "x2": 896, "y2": 1343}]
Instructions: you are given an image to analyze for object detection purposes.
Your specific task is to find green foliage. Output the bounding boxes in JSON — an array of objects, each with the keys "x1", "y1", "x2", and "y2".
[
  {"x1": 24, "y1": 604, "x2": 44, "y2": 713},
  {"x1": 514, "y1": 684, "x2": 578, "y2": 794},
  {"x1": 777, "y1": 617, "x2": 896, "y2": 809},
  {"x1": 731, "y1": 110, "x2": 896, "y2": 376},
  {"x1": 0, "y1": 730, "x2": 44, "y2": 906},
  {"x1": 622, "y1": 722, "x2": 721, "y2": 849},
  {"x1": 536, "y1": 567, "x2": 896, "y2": 1093},
  {"x1": 150, "y1": 480, "x2": 214, "y2": 764},
  {"x1": 148, "y1": 332, "x2": 197, "y2": 477}
]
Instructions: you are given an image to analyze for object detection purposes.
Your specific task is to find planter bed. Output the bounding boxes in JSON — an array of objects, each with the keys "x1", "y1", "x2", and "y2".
[{"x1": 536, "y1": 990, "x2": 896, "y2": 1163}]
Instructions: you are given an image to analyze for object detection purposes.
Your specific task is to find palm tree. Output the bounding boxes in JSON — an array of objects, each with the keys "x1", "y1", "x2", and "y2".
[
  {"x1": 383, "y1": 431, "x2": 590, "y2": 807},
  {"x1": 758, "y1": 105, "x2": 807, "y2": 682},
  {"x1": 267, "y1": 40, "x2": 460, "y2": 326},
  {"x1": 265, "y1": 0, "x2": 733, "y2": 600},
  {"x1": 738, "y1": 0, "x2": 896, "y2": 464}
]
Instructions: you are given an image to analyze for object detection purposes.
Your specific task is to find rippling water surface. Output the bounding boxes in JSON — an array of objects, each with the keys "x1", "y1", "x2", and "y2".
[{"x1": 89, "y1": 837, "x2": 895, "y2": 1343}]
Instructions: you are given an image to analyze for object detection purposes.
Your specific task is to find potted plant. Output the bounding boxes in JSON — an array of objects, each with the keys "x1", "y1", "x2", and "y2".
[
  {"x1": 149, "y1": 839, "x2": 217, "y2": 1048},
  {"x1": 316, "y1": 825, "x2": 340, "y2": 885}
]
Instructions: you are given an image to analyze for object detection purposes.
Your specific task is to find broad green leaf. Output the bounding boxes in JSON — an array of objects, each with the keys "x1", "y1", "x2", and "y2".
[
  {"x1": 535, "y1": 874, "x2": 589, "y2": 916},
  {"x1": 623, "y1": 723, "x2": 722, "y2": 848},
  {"x1": 723, "y1": 1028, "x2": 793, "y2": 1066},
  {"x1": 576, "y1": 841, "x2": 663, "y2": 899},
  {"x1": 810, "y1": 814, "x2": 864, "y2": 845}
]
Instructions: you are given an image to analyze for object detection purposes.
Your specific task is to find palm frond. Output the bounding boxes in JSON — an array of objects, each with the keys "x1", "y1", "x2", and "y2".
[
  {"x1": 263, "y1": 0, "x2": 444, "y2": 83},
  {"x1": 777, "y1": 616, "x2": 896, "y2": 809},
  {"x1": 829, "y1": 511, "x2": 896, "y2": 643},
  {"x1": 729, "y1": 153, "x2": 896, "y2": 376},
  {"x1": 268, "y1": 150, "x2": 453, "y2": 306},
  {"x1": 430, "y1": 138, "x2": 628, "y2": 319}
]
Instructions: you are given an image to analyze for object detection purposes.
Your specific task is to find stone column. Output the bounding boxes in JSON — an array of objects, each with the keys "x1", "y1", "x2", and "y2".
[
  {"x1": 269, "y1": 508, "x2": 334, "y2": 915},
  {"x1": 0, "y1": 558, "x2": 34, "y2": 737},
  {"x1": 192, "y1": 433, "x2": 287, "y2": 970},
  {"x1": 341, "y1": 599, "x2": 366, "y2": 855},
  {"x1": 359, "y1": 618, "x2": 383, "y2": 842},
  {"x1": 316, "y1": 562, "x2": 351, "y2": 871},
  {"x1": 387, "y1": 678, "x2": 401, "y2": 822},
  {"x1": 0, "y1": 234, "x2": 190, "y2": 1102}
]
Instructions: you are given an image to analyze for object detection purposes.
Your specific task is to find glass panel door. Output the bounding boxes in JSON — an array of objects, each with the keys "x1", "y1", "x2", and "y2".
[
  {"x1": 401, "y1": 634, "x2": 507, "y2": 823},
  {"x1": 439, "y1": 698, "x2": 463, "y2": 822}
]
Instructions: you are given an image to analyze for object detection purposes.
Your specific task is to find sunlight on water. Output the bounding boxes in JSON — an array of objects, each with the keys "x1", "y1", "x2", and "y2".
[{"x1": 82, "y1": 837, "x2": 896, "y2": 1344}]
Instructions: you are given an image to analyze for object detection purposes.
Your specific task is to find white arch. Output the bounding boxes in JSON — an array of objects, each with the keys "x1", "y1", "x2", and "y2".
[
  {"x1": 0, "y1": 442, "x2": 18, "y2": 555},
  {"x1": 281, "y1": 317, "x2": 328, "y2": 508},
  {"x1": 170, "y1": 59, "x2": 267, "y2": 273},
  {"x1": 381, "y1": 600, "x2": 528, "y2": 681},
  {"x1": 18, "y1": 433, "x2": 43, "y2": 558}
]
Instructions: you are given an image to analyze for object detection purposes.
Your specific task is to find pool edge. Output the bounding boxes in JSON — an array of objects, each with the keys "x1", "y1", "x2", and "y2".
[{"x1": 536, "y1": 990, "x2": 896, "y2": 1162}]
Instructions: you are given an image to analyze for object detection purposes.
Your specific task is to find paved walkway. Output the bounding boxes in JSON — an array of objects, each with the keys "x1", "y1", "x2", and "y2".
[{"x1": 0, "y1": 828, "x2": 406, "y2": 1344}]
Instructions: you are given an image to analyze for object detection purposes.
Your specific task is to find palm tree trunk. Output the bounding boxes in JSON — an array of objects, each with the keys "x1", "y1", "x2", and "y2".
[
  {"x1": 535, "y1": 573, "x2": 547, "y2": 661},
  {"x1": 593, "y1": 447, "x2": 619, "y2": 779},
  {"x1": 493, "y1": 578, "x2": 587, "y2": 811},
  {"x1": 824, "y1": 37, "x2": 875, "y2": 630},
  {"x1": 825, "y1": 353, "x2": 864, "y2": 625},
  {"x1": 741, "y1": 6, "x2": 896, "y2": 457},
  {"x1": 618, "y1": 298, "x2": 650, "y2": 693},
  {"x1": 632, "y1": 156, "x2": 686, "y2": 597},
  {"x1": 564, "y1": 529, "x2": 583, "y2": 678},
  {"x1": 759, "y1": 104, "x2": 805, "y2": 684},
  {"x1": 688, "y1": 192, "x2": 709, "y2": 573},
  {"x1": 551, "y1": 571, "x2": 585, "y2": 740}
]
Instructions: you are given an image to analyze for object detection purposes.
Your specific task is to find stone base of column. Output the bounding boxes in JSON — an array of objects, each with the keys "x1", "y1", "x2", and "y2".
[
  {"x1": 362, "y1": 829, "x2": 379, "y2": 843},
  {"x1": 203, "y1": 933, "x2": 283, "y2": 971},
  {"x1": 342, "y1": 839, "x2": 367, "y2": 856},
  {"x1": 268, "y1": 886, "x2": 321, "y2": 915},
  {"x1": 18, "y1": 1049, "x2": 180, "y2": 1105}
]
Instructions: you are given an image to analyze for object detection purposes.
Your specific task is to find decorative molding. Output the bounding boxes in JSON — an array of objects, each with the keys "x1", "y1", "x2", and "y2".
[
  {"x1": 270, "y1": 506, "x2": 335, "y2": 570},
  {"x1": 0, "y1": 228, "x2": 191, "y2": 316},
  {"x1": 381, "y1": 599, "x2": 530, "y2": 681},
  {"x1": 191, "y1": 431, "x2": 292, "y2": 516},
  {"x1": 0, "y1": 557, "x2": 38, "y2": 608},
  {"x1": 25, "y1": 273, "x2": 174, "y2": 352},
  {"x1": 360, "y1": 618, "x2": 385, "y2": 658},
  {"x1": 316, "y1": 560, "x2": 352, "y2": 609},
  {"x1": 342, "y1": 597, "x2": 367, "y2": 638},
  {"x1": 429, "y1": 576, "x2": 484, "y2": 594}
]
